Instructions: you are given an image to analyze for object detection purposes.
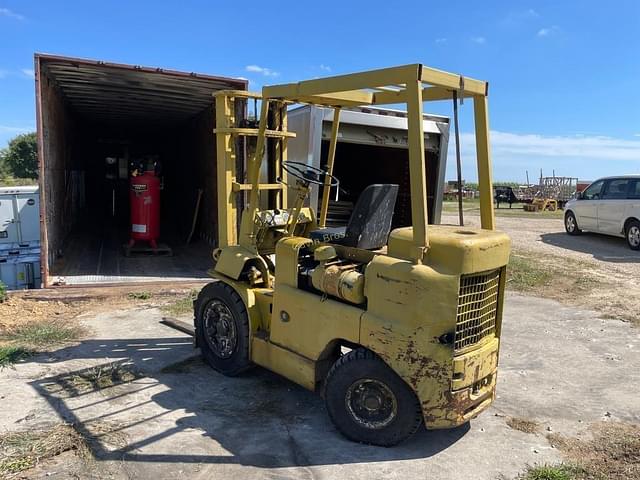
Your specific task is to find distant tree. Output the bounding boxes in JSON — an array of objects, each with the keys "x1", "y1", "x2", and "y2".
[{"x1": 2, "y1": 132, "x2": 38, "y2": 179}]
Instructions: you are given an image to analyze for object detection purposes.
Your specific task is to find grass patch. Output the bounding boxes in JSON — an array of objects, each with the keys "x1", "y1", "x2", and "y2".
[
  {"x1": 0, "y1": 345, "x2": 32, "y2": 369},
  {"x1": 4, "y1": 320, "x2": 82, "y2": 347},
  {"x1": 507, "y1": 253, "x2": 553, "y2": 291},
  {"x1": 127, "y1": 291, "x2": 152, "y2": 300},
  {"x1": 0, "y1": 424, "x2": 90, "y2": 476},
  {"x1": 161, "y1": 289, "x2": 199, "y2": 317},
  {"x1": 507, "y1": 416, "x2": 540, "y2": 434},
  {"x1": 442, "y1": 200, "x2": 564, "y2": 219},
  {"x1": 506, "y1": 249, "x2": 603, "y2": 296},
  {"x1": 514, "y1": 464, "x2": 585, "y2": 480},
  {"x1": 0, "y1": 421, "x2": 127, "y2": 476},
  {"x1": 546, "y1": 422, "x2": 640, "y2": 480}
]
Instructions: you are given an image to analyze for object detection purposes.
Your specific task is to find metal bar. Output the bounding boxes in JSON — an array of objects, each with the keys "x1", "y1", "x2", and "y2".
[
  {"x1": 34, "y1": 55, "x2": 49, "y2": 288},
  {"x1": 264, "y1": 64, "x2": 420, "y2": 98},
  {"x1": 280, "y1": 105, "x2": 289, "y2": 209},
  {"x1": 291, "y1": 91, "x2": 373, "y2": 107},
  {"x1": 160, "y1": 317, "x2": 195, "y2": 337},
  {"x1": 473, "y1": 96, "x2": 496, "y2": 230},
  {"x1": 232, "y1": 183, "x2": 284, "y2": 192},
  {"x1": 421, "y1": 66, "x2": 487, "y2": 95},
  {"x1": 453, "y1": 91, "x2": 464, "y2": 226},
  {"x1": 247, "y1": 100, "x2": 270, "y2": 235},
  {"x1": 215, "y1": 94, "x2": 237, "y2": 247},
  {"x1": 405, "y1": 79, "x2": 429, "y2": 259},
  {"x1": 374, "y1": 86, "x2": 476, "y2": 105},
  {"x1": 212, "y1": 127, "x2": 296, "y2": 138},
  {"x1": 319, "y1": 107, "x2": 341, "y2": 227}
]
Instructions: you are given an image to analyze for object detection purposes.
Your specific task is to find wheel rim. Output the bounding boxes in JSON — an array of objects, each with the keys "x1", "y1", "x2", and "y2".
[
  {"x1": 566, "y1": 215, "x2": 576, "y2": 232},
  {"x1": 345, "y1": 378, "x2": 398, "y2": 429},
  {"x1": 203, "y1": 300, "x2": 237, "y2": 358},
  {"x1": 629, "y1": 226, "x2": 640, "y2": 247}
]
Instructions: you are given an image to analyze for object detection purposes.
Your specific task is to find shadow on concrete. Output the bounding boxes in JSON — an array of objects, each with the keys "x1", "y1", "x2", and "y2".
[
  {"x1": 28, "y1": 335, "x2": 469, "y2": 468},
  {"x1": 540, "y1": 232, "x2": 640, "y2": 263}
]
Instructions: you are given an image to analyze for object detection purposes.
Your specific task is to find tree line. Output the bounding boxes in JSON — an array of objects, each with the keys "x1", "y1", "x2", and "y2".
[{"x1": 0, "y1": 132, "x2": 38, "y2": 185}]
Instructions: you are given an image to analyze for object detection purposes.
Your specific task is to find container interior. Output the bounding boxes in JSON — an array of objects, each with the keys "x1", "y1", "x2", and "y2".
[
  {"x1": 321, "y1": 141, "x2": 442, "y2": 228},
  {"x1": 37, "y1": 56, "x2": 245, "y2": 285}
]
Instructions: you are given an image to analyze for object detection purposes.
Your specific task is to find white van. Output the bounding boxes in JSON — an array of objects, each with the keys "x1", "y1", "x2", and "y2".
[{"x1": 564, "y1": 175, "x2": 640, "y2": 250}]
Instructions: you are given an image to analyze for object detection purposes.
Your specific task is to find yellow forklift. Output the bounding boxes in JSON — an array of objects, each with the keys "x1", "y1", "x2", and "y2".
[{"x1": 195, "y1": 64, "x2": 510, "y2": 446}]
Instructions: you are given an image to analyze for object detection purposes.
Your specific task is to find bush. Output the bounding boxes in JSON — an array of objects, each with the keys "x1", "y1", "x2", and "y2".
[{"x1": 1, "y1": 132, "x2": 38, "y2": 179}]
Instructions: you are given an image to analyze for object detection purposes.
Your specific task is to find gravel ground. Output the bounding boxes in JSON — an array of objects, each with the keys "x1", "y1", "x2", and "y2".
[
  {"x1": 443, "y1": 212, "x2": 640, "y2": 322},
  {"x1": 1, "y1": 295, "x2": 638, "y2": 480}
]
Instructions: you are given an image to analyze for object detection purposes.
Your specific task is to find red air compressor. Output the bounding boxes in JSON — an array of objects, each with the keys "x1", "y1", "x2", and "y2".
[{"x1": 128, "y1": 169, "x2": 161, "y2": 251}]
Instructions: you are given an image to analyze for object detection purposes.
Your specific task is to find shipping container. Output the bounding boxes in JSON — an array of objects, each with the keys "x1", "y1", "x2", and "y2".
[
  {"x1": 35, "y1": 54, "x2": 247, "y2": 286},
  {"x1": 0, "y1": 186, "x2": 40, "y2": 250},
  {"x1": 0, "y1": 254, "x2": 41, "y2": 290},
  {"x1": 288, "y1": 106, "x2": 448, "y2": 227}
]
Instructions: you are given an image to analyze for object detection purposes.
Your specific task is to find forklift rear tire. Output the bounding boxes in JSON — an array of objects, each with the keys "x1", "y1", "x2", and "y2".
[
  {"x1": 194, "y1": 281, "x2": 251, "y2": 376},
  {"x1": 324, "y1": 348, "x2": 423, "y2": 446}
]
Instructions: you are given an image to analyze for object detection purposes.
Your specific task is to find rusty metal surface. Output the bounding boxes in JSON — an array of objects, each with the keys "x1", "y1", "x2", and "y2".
[{"x1": 35, "y1": 53, "x2": 247, "y2": 126}]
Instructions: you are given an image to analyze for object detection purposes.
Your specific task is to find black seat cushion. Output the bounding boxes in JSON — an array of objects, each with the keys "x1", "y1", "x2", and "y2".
[{"x1": 311, "y1": 184, "x2": 399, "y2": 249}]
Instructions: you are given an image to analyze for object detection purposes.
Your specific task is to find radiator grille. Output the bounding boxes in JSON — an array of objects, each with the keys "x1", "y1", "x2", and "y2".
[{"x1": 455, "y1": 269, "x2": 501, "y2": 351}]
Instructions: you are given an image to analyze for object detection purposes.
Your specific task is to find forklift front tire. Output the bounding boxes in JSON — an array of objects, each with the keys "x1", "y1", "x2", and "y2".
[
  {"x1": 324, "y1": 348, "x2": 423, "y2": 446},
  {"x1": 194, "y1": 281, "x2": 251, "y2": 376}
]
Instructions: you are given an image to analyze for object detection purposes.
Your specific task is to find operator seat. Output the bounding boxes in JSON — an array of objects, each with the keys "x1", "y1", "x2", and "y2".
[{"x1": 309, "y1": 184, "x2": 399, "y2": 249}]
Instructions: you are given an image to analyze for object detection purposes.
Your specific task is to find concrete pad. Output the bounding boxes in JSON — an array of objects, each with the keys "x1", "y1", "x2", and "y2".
[{"x1": 1, "y1": 293, "x2": 638, "y2": 479}]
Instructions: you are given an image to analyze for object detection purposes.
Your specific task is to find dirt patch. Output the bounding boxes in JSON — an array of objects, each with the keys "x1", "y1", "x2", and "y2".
[
  {"x1": 546, "y1": 422, "x2": 640, "y2": 479},
  {"x1": 505, "y1": 247, "x2": 638, "y2": 324},
  {"x1": 0, "y1": 421, "x2": 127, "y2": 478},
  {"x1": 0, "y1": 297, "x2": 80, "y2": 331},
  {"x1": 506, "y1": 417, "x2": 540, "y2": 434},
  {"x1": 0, "y1": 424, "x2": 90, "y2": 477}
]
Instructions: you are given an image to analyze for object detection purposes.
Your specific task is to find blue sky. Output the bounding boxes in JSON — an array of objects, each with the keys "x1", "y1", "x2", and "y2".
[{"x1": 1, "y1": 0, "x2": 639, "y2": 182}]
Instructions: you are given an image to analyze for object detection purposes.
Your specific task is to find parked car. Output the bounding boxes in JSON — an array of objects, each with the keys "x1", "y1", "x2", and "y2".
[{"x1": 564, "y1": 175, "x2": 640, "y2": 250}]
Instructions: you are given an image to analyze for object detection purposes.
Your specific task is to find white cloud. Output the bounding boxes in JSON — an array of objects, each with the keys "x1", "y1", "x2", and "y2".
[
  {"x1": 319, "y1": 64, "x2": 331, "y2": 72},
  {"x1": 21, "y1": 68, "x2": 34, "y2": 79},
  {"x1": 435, "y1": 38, "x2": 447, "y2": 44},
  {"x1": 0, "y1": 8, "x2": 24, "y2": 20},
  {"x1": 448, "y1": 130, "x2": 640, "y2": 181},
  {"x1": 471, "y1": 36, "x2": 486, "y2": 44},
  {"x1": 503, "y1": 8, "x2": 540, "y2": 25},
  {"x1": 537, "y1": 25, "x2": 560, "y2": 37},
  {"x1": 456, "y1": 131, "x2": 640, "y2": 162},
  {"x1": 245, "y1": 65, "x2": 279, "y2": 77}
]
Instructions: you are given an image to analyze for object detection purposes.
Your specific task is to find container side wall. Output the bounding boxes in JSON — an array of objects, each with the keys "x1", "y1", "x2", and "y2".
[{"x1": 37, "y1": 60, "x2": 76, "y2": 283}]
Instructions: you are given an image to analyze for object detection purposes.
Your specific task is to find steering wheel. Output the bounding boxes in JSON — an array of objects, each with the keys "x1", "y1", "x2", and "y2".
[{"x1": 281, "y1": 161, "x2": 339, "y2": 187}]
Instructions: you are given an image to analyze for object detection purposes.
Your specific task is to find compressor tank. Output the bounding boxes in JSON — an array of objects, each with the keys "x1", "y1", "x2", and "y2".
[{"x1": 129, "y1": 171, "x2": 160, "y2": 248}]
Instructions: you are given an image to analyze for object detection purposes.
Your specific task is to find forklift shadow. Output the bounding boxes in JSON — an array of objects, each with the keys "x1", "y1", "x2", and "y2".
[
  {"x1": 540, "y1": 232, "x2": 640, "y2": 263},
  {"x1": 28, "y1": 335, "x2": 469, "y2": 468}
]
